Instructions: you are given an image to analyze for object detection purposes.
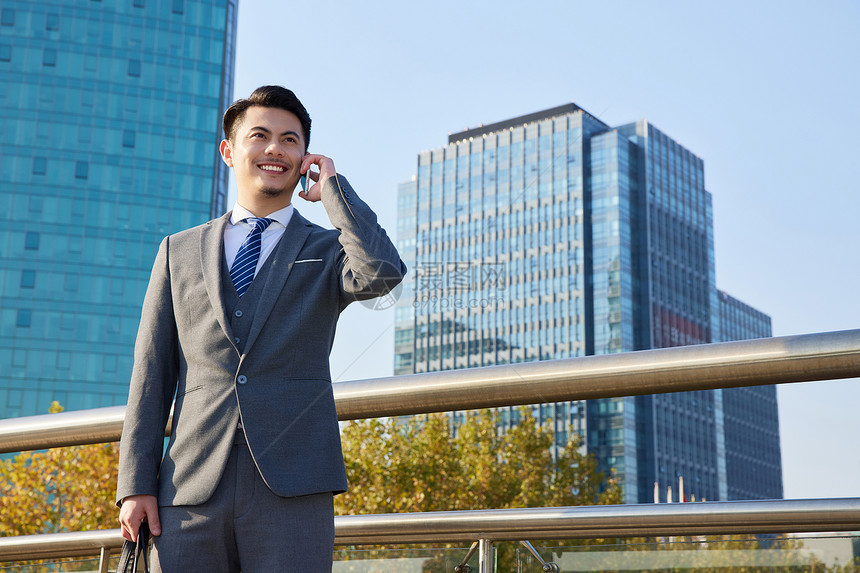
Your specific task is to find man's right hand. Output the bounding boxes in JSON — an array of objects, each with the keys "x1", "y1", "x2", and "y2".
[{"x1": 118, "y1": 494, "x2": 161, "y2": 542}]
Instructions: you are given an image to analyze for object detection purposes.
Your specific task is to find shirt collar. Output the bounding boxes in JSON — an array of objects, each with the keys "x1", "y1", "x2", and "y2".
[{"x1": 230, "y1": 202, "x2": 294, "y2": 229}]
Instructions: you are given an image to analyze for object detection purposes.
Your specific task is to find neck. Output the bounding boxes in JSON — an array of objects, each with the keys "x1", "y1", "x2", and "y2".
[{"x1": 237, "y1": 191, "x2": 293, "y2": 217}]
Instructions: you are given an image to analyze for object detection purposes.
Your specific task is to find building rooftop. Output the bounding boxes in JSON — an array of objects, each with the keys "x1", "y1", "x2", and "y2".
[{"x1": 448, "y1": 102, "x2": 609, "y2": 144}]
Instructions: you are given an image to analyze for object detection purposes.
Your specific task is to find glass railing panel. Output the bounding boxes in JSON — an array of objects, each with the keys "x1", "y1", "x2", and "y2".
[
  {"x1": 2, "y1": 549, "x2": 480, "y2": 573},
  {"x1": 0, "y1": 550, "x2": 477, "y2": 573},
  {"x1": 334, "y1": 546, "x2": 478, "y2": 572},
  {"x1": 0, "y1": 555, "x2": 117, "y2": 572},
  {"x1": 517, "y1": 534, "x2": 860, "y2": 572}
]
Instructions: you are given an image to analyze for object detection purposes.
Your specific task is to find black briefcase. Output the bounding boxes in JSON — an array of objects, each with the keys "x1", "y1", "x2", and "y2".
[{"x1": 116, "y1": 521, "x2": 150, "y2": 572}]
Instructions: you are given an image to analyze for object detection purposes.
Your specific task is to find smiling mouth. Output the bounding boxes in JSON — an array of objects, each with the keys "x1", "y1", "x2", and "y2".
[{"x1": 258, "y1": 164, "x2": 287, "y2": 174}]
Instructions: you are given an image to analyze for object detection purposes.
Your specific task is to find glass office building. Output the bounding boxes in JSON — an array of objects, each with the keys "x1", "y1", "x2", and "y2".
[
  {"x1": 0, "y1": 0, "x2": 237, "y2": 417},
  {"x1": 395, "y1": 104, "x2": 782, "y2": 503},
  {"x1": 714, "y1": 290, "x2": 783, "y2": 500}
]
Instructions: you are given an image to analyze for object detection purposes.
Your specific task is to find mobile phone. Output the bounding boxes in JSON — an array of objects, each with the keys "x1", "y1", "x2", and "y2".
[{"x1": 300, "y1": 169, "x2": 316, "y2": 194}]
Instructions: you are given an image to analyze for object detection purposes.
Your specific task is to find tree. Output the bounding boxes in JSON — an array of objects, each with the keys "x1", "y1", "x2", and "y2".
[
  {"x1": 336, "y1": 408, "x2": 621, "y2": 517},
  {"x1": 335, "y1": 408, "x2": 622, "y2": 570},
  {"x1": 0, "y1": 402, "x2": 120, "y2": 537}
]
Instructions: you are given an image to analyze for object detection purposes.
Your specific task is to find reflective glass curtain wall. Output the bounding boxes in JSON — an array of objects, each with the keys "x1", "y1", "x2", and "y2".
[
  {"x1": 586, "y1": 129, "x2": 642, "y2": 500},
  {"x1": 0, "y1": 0, "x2": 236, "y2": 417},
  {"x1": 396, "y1": 105, "x2": 605, "y2": 457},
  {"x1": 616, "y1": 121, "x2": 726, "y2": 503},
  {"x1": 715, "y1": 290, "x2": 782, "y2": 500}
]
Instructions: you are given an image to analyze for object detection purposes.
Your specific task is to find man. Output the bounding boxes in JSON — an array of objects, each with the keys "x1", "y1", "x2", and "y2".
[{"x1": 116, "y1": 86, "x2": 405, "y2": 571}]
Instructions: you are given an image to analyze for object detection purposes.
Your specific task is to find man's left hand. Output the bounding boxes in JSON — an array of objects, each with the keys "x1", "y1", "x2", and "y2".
[{"x1": 298, "y1": 154, "x2": 336, "y2": 202}]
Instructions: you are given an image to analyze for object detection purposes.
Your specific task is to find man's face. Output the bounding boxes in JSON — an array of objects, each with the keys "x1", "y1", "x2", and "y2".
[{"x1": 220, "y1": 105, "x2": 306, "y2": 206}]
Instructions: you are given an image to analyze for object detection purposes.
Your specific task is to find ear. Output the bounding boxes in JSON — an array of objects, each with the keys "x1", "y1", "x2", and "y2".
[{"x1": 219, "y1": 139, "x2": 233, "y2": 167}]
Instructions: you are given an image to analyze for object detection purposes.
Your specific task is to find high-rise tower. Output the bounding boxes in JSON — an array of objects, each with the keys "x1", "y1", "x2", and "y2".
[
  {"x1": 714, "y1": 290, "x2": 782, "y2": 500},
  {"x1": 0, "y1": 0, "x2": 237, "y2": 417},
  {"x1": 394, "y1": 103, "x2": 782, "y2": 503}
]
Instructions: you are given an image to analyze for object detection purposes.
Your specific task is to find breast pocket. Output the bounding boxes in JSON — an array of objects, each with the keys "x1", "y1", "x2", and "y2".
[{"x1": 288, "y1": 259, "x2": 328, "y2": 296}]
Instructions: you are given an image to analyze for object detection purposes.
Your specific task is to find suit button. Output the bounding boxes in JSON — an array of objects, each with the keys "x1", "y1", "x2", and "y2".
[
  {"x1": 237, "y1": 375, "x2": 247, "y2": 384},
  {"x1": 234, "y1": 310, "x2": 243, "y2": 317},
  {"x1": 234, "y1": 337, "x2": 241, "y2": 344}
]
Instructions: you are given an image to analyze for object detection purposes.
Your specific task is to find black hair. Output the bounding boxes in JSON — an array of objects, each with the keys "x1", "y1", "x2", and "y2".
[{"x1": 222, "y1": 85, "x2": 311, "y2": 150}]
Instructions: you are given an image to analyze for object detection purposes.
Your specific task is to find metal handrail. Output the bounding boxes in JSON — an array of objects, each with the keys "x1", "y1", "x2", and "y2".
[
  {"x1": 2, "y1": 329, "x2": 859, "y2": 453},
  {"x1": 1, "y1": 498, "x2": 858, "y2": 561}
]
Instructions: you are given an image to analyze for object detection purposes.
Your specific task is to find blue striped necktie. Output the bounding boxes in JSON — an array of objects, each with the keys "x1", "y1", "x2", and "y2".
[{"x1": 230, "y1": 217, "x2": 274, "y2": 297}]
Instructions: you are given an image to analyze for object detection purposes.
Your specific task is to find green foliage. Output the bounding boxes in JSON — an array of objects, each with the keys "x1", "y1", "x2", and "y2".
[
  {"x1": 0, "y1": 402, "x2": 119, "y2": 537},
  {"x1": 336, "y1": 408, "x2": 620, "y2": 516}
]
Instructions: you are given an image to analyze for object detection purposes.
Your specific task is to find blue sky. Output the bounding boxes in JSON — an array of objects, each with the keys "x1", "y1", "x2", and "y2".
[{"x1": 228, "y1": 0, "x2": 860, "y2": 499}]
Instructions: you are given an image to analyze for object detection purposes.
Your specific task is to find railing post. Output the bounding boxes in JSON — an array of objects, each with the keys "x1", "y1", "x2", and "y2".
[
  {"x1": 98, "y1": 547, "x2": 110, "y2": 573},
  {"x1": 478, "y1": 538, "x2": 493, "y2": 573}
]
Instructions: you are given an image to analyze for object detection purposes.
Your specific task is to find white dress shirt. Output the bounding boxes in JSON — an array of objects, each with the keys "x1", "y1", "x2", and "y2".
[{"x1": 224, "y1": 203, "x2": 294, "y2": 277}]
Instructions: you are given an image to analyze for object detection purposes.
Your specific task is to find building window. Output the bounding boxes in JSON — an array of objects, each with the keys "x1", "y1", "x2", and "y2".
[
  {"x1": 61, "y1": 313, "x2": 75, "y2": 331},
  {"x1": 56, "y1": 352, "x2": 71, "y2": 369},
  {"x1": 64, "y1": 274, "x2": 79, "y2": 292},
  {"x1": 12, "y1": 349, "x2": 28, "y2": 368},
  {"x1": 33, "y1": 157, "x2": 47, "y2": 175},
  {"x1": 46, "y1": 13, "x2": 59, "y2": 30},
  {"x1": 43, "y1": 49, "x2": 57, "y2": 67},
  {"x1": 172, "y1": 0, "x2": 184, "y2": 14},
  {"x1": 122, "y1": 129, "x2": 135, "y2": 148},
  {"x1": 1, "y1": 9, "x2": 14, "y2": 26},
  {"x1": 75, "y1": 160, "x2": 88, "y2": 179},
  {"x1": 17, "y1": 309, "x2": 32, "y2": 328},
  {"x1": 128, "y1": 59, "x2": 141, "y2": 77},
  {"x1": 25, "y1": 231, "x2": 40, "y2": 250},
  {"x1": 0, "y1": 45, "x2": 10, "y2": 62},
  {"x1": 133, "y1": 0, "x2": 145, "y2": 6},
  {"x1": 21, "y1": 270, "x2": 35, "y2": 288},
  {"x1": 28, "y1": 196, "x2": 43, "y2": 213}
]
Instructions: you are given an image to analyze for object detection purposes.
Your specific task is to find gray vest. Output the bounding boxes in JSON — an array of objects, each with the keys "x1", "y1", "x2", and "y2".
[{"x1": 222, "y1": 235, "x2": 285, "y2": 354}]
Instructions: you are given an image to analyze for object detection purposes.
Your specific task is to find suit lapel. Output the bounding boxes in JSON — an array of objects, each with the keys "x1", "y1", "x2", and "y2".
[
  {"x1": 200, "y1": 212, "x2": 235, "y2": 343},
  {"x1": 242, "y1": 209, "x2": 314, "y2": 354}
]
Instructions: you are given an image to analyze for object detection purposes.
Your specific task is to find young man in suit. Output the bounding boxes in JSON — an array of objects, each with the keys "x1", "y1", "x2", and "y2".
[{"x1": 116, "y1": 86, "x2": 405, "y2": 571}]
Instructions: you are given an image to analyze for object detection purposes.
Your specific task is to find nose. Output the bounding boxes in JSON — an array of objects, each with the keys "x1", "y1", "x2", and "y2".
[{"x1": 265, "y1": 141, "x2": 285, "y2": 157}]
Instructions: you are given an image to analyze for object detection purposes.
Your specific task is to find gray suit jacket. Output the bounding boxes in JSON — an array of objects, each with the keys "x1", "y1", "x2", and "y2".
[{"x1": 116, "y1": 175, "x2": 405, "y2": 506}]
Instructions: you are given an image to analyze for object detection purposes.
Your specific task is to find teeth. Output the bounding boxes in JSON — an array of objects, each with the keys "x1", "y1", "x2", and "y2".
[{"x1": 260, "y1": 165, "x2": 285, "y2": 172}]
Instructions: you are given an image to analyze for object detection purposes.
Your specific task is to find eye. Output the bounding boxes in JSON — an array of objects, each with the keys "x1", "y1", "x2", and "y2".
[{"x1": 251, "y1": 132, "x2": 265, "y2": 139}]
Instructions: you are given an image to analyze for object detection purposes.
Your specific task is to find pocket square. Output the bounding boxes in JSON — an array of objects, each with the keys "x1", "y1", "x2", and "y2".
[{"x1": 294, "y1": 258, "x2": 323, "y2": 264}]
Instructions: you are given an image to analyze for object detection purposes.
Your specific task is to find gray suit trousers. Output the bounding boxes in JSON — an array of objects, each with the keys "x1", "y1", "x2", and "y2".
[{"x1": 152, "y1": 432, "x2": 335, "y2": 573}]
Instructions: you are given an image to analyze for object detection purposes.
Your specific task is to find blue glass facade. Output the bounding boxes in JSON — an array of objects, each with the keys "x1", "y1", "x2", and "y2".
[
  {"x1": 614, "y1": 121, "x2": 727, "y2": 503},
  {"x1": 396, "y1": 104, "x2": 781, "y2": 503},
  {"x1": 0, "y1": 0, "x2": 236, "y2": 417},
  {"x1": 714, "y1": 290, "x2": 782, "y2": 500}
]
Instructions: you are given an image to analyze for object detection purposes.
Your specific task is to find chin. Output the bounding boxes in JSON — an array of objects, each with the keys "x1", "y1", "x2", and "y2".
[{"x1": 260, "y1": 187, "x2": 285, "y2": 198}]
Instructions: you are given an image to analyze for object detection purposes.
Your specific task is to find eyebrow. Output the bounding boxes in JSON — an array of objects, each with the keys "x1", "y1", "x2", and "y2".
[{"x1": 248, "y1": 126, "x2": 301, "y2": 139}]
